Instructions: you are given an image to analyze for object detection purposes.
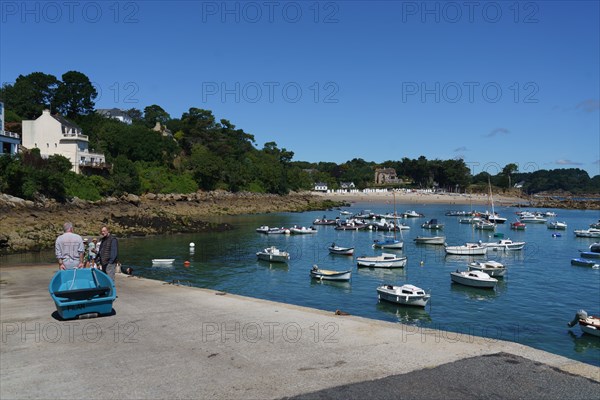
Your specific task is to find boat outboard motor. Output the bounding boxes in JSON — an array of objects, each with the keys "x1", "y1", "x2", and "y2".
[{"x1": 567, "y1": 310, "x2": 588, "y2": 327}]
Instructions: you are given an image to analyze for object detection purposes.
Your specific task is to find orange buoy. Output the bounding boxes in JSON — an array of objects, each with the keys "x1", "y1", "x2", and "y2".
[{"x1": 184, "y1": 261, "x2": 191, "y2": 267}]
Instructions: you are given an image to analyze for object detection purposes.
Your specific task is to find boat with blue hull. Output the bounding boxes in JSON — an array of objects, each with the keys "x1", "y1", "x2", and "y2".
[{"x1": 49, "y1": 269, "x2": 116, "y2": 320}]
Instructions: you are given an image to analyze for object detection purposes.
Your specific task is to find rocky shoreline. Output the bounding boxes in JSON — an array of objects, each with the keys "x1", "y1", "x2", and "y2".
[{"x1": 0, "y1": 191, "x2": 345, "y2": 255}]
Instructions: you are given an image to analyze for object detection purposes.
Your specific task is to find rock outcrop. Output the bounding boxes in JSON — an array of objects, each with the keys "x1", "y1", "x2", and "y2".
[{"x1": 0, "y1": 191, "x2": 344, "y2": 255}]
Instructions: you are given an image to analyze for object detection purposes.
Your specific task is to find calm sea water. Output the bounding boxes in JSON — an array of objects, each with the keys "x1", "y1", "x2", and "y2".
[{"x1": 3, "y1": 202, "x2": 600, "y2": 366}]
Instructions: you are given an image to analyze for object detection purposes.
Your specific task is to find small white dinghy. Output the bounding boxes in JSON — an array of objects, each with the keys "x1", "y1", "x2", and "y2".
[
  {"x1": 152, "y1": 259, "x2": 175, "y2": 266},
  {"x1": 377, "y1": 284, "x2": 430, "y2": 307},
  {"x1": 356, "y1": 253, "x2": 407, "y2": 268},
  {"x1": 310, "y1": 265, "x2": 351, "y2": 281},
  {"x1": 450, "y1": 269, "x2": 497, "y2": 289},
  {"x1": 468, "y1": 260, "x2": 507, "y2": 277}
]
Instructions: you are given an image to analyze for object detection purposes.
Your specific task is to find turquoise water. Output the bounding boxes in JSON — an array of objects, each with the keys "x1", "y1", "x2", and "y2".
[{"x1": 4, "y1": 202, "x2": 600, "y2": 366}]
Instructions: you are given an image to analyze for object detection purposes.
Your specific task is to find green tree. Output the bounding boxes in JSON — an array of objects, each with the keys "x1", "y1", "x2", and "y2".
[
  {"x1": 110, "y1": 155, "x2": 141, "y2": 195},
  {"x1": 54, "y1": 71, "x2": 97, "y2": 118},
  {"x1": 501, "y1": 163, "x2": 519, "y2": 189},
  {"x1": 143, "y1": 104, "x2": 170, "y2": 127},
  {"x1": 0, "y1": 72, "x2": 60, "y2": 119}
]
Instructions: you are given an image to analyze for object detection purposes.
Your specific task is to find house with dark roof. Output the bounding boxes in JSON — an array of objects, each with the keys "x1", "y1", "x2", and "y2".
[
  {"x1": 97, "y1": 108, "x2": 133, "y2": 125},
  {"x1": 314, "y1": 182, "x2": 328, "y2": 192},
  {"x1": 21, "y1": 110, "x2": 107, "y2": 173}
]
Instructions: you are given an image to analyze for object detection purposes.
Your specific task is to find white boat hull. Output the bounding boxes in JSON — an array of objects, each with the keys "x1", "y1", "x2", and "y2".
[
  {"x1": 445, "y1": 245, "x2": 487, "y2": 255},
  {"x1": 373, "y1": 240, "x2": 404, "y2": 249},
  {"x1": 414, "y1": 236, "x2": 445, "y2": 245},
  {"x1": 377, "y1": 286, "x2": 430, "y2": 307},
  {"x1": 152, "y1": 259, "x2": 175, "y2": 266},
  {"x1": 468, "y1": 262, "x2": 507, "y2": 277},
  {"x1": 310, "y1": 269, "x2": 351, "y2": 281},
  {"x1": 450, "y1": 272, "x2": 497, "y2": 288},
  {"x1": 328, "y1": 246, "x2": 354, "y2": 255},
  {"x1": 357, "y1": 254, "x2": 407, "y2": 268},
  {"x1": 257, "y1": 254, "x2": 289, "y2": 263}
]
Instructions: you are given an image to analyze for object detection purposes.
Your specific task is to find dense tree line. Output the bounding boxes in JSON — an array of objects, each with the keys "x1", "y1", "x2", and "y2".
[{"x1": 0, "y1": 71, "x2": 598, "y2": 202}]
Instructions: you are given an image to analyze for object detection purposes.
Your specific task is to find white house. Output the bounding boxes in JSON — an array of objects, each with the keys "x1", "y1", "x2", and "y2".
[
  {"x1": 97, "y1": 108, "x2": 133, "y2": 125},
  {"x1": 21, "y1": 110, "x2": 106, "y2": 173},
  {"x1": 314, "y1": 182, "x2": 328, "y2": 192}
]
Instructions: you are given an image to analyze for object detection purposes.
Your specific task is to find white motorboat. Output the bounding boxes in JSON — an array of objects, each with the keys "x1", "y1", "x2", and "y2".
[
  {"x1": 310, "y1": 265, "x2": 351, "y2": 281},
  {"x1": 339, "y1": 210, "x2": 353, "y2": 216},
  {"x1": 289, "y1": 226, "x2": 318, "y2": 234},
  {"x1": 520, "y1": 214, "x2": 547, "y2": 223},
  {"x1": 468, "y1": 260, "x2": 507, "y2": 277},
  {"x1": 356, "y1": 253, "x2": 407, "y2": 268},
  {"x1": 474, "y1": 220, "x2": 496, "y2": 231},
  {"x1": 476, "y1": 239, "x2": 525, "y2": 251},
  {"x1": 444, "y1": 243, "x2": 487, "y2": 255},
  {"x1": 574, "y1": 228, "x2": 600, "y2": 238},
  {"x1": 413, "y1": 236, "x2": 446, "y2": 245},
  {"x1": 402, "y1": 210, "x2": 423, "y2": 218},
  {"x1": 568, "y1": 310, "x2": 600, "y2": 337},
  {"x1": 377, "y1": 284, "x2": 431, "y2": 307},
  {"x1": 152, "y1": 258, "x2": 175, "y2": 266},
  {"x1": 459, "y1": 216, "x2": 482, "y2": 224},
  {"x1": 486, "y1": 214, "x2": 507, "y2": 224},
  {"x1": 328, "y1": 243, "x2": 354, "y2": 255},
  {"x1": 450, "y1": 270, "x2": 497, "y2": 288},
  {"x1": 256, "y1": 246, "x2": 290, "y2": 263},
  {"x1": 547, "y1": 221, "x2": 567, "y2": 230}
]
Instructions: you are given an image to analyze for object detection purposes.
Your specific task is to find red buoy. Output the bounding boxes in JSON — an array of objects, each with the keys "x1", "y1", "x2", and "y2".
[{"x1": 184, "y1": 261, "x2": 191, "y2": 267}]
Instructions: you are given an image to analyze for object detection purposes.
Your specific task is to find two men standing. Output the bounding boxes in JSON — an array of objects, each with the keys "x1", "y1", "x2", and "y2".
[{"x1": 55, "y1": 223, "x2": 118, "y2": 281}]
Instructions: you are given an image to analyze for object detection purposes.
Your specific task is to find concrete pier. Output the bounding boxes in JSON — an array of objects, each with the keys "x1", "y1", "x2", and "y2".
[{"x1": 1, "y1": 265, "x2": 599, "y2": 399}]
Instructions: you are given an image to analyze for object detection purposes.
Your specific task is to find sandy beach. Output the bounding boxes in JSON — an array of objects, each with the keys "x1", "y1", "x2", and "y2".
[{"x1": 313, "y1": 191, "x2": 525, "y2": 207}]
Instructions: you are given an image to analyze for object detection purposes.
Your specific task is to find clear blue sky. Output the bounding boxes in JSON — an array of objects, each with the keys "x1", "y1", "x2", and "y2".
[{"x1": 2, "y1": 0, "x2": 599, "y2": 177}]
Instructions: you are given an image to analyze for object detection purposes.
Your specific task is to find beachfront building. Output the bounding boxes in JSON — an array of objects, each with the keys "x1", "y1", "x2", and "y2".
[
  {"x1": 340, "y1": 182, "x2": 355, "y2": 190},
  {"x1": 21, "y1": 110, "x2": 107, "y2": 174},
  {"x1": 374, "y1": 168, "x2": 402, "y2": 185},
  {"x1": 97, "y1": 108, "x2": 133, "y2": 125},
  {"x1": 0, "y1": 101, "x2": 20, "y2": 155},
  {"x1": 314, "y1": 182, "x2": 328, "y2": 192}
]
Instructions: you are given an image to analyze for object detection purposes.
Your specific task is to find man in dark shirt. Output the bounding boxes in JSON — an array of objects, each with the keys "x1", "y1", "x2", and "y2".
[{"x1": 97, "y1": 226, "x2": 118, "y2": 281}]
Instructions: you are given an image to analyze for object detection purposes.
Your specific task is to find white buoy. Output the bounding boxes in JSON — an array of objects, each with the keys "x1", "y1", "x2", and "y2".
[{"x1": 189, "y1": 242, "x2": 195, "y2": 247}]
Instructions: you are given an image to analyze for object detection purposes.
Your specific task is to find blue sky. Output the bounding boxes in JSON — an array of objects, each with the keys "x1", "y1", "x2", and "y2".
[{"x1": 1, "y1": 0, "x2": 599, "y2": 177}]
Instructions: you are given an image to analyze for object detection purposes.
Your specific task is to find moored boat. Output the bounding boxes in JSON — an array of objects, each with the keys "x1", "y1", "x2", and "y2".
[
  {"x1": 468, "y1": 260, "x2": 507, "y2": 277},
  {"x1": 475, "y1": 239, "x2": 525, "y2": 251},
  {"x1": 510, "y1": 221, "x2": 526, "y2": 230},
  {"x1": 377, "y1": 284, "x2": 430, "y2": 307},
  {"x1": 568, "y1": 310, "x2": 600, "y2": 337},
  {"x1": 256, "y1": 246, "x2": 290, "y2": 263},
  {"x1": 444, "y1": 243, "x2": 487, "y2": 256},
  {"x1": 289, "y1": 226, "x2": 318, "y2": 234},
  {"x1": 574, "y1": 228, "x2": 600, "y2": 238},
  {"x1": 421, "y1": 218, "x2": 444, "y2": 229},
  {"x1": 356, "y1": 253, "x2": 407, "y2": 268},
  {"x1": 547, "y1": 221, "x2": 567, "y2": 230},
  {"x1": 328, "y1": 243, "x2": 354, "y2": 255},
  {"x1": 152, "y1": 258, "x2": 175, "y2": 266},
  {"x1": 450, "y1": 269, "x2": 497, "y2": 289},
  {"x1": 402, "y1": 210, "x2": 423, "y2": 218},
  {"x1": 49, "y1": 268, "x2": 116, "y2": 320},
  {"x1": 310, "y1": 265, "x2": 351, "y2": 281},
  {"x1": 414, "y1": 236, "x2": 446, "y2": 245},
  {"x1": 373, "y1": 237, "x2": 404, "y2": 249},
  {"x1": 570, "y1": 258, "x2": 600, "y2": 268},
  {"x1": 579, "y1": 251, "x2": 600, "y2": 259}
]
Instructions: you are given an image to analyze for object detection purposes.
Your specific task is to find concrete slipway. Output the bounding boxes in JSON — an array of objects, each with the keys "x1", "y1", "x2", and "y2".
[{"x1": 1, "y1": 265, "x2": 598, "y2": 399}]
